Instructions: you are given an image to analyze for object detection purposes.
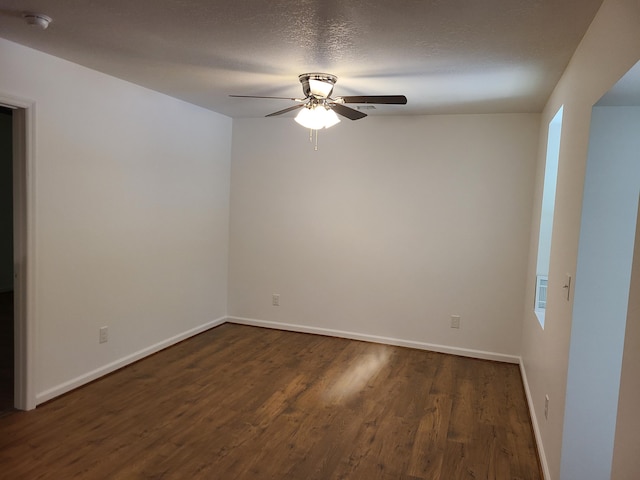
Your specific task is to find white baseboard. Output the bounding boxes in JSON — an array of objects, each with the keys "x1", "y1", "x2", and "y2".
[
  {"x1": 227, "y1": 316, "x2": 520, "y2": 364},
  {"x1": 519, "y1": 360, "x2": 551, "y2": 480},
  {"x1": 35, "y1": 316, "x2": 227, "y2": 405}
]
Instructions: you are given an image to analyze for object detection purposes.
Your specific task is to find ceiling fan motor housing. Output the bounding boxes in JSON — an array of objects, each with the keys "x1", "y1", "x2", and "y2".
[{"x1": 299, "y1": 73, "x2": 337, "y2": 99}]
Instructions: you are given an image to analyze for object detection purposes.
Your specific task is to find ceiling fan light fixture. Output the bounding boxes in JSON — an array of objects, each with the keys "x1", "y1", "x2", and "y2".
[
  {"x1": 294, "y1": 105, "x2": 341, "y2": 130},
  {"x1": 230, "y1": 73, "x2": 407, "y2": 142},
  {"x1": 308, "y1": 79, "x2": 334, "y2": 98},
  {"x1": 298, "y1": 73, "x2": 337, "y2": 99},
  {"x1": 323, "y1": 108, "x2": 341, "y2": 128}
]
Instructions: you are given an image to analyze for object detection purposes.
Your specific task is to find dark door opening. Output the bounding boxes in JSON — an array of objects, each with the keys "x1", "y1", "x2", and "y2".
[{"x1": 0, "y1": 106, "x2": 14, "y2": 415}]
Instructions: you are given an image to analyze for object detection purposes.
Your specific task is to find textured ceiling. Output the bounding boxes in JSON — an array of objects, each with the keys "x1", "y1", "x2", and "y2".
[{"x1": 0, "y1": 0, "x2": 604, "y2": 118}]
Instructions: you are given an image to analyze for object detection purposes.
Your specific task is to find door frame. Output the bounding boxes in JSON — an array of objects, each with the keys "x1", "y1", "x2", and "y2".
[{"x1": 0, "y1": 94, "x2": 36, "y2": 410}]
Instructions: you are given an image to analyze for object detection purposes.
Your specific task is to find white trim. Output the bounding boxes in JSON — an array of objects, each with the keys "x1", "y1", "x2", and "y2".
[
  {"x1": 35, "y1": 317, "x2": 226, "y2": 405},
  {"x1": 520, "y1": 359, "x2": 551, "y2": 480},
  {"x1": 227, "y1": 316, "x2": 520, "y2": 364}
]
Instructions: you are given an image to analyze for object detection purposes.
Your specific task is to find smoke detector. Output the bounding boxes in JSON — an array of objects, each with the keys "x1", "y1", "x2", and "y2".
[{"x1": 23, "y1": 13, "x2": 52, "y2": 30}]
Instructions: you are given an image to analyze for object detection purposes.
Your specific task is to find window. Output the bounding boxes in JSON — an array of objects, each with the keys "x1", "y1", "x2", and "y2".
[
  {"x1": 535, "y1": 106, "x2": 563, "y2": 327},
  {"x1": 535, "y1": 275, "x2": 548, "y2": 310}
]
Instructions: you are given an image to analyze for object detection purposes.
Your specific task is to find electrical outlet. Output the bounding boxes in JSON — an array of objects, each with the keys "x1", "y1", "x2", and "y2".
[
  {"x1": 99, "y1": 326, "x2": 108, "y2": 344},
  {"x1": 544, "y1": 394, "x2": 550, "y2": 420},
  {"x1": 272, "y1": 294, "x2": 280, "y2": 306},
  {"x1": 450, "y1": 315, "x2": 460, "y2": 329}
]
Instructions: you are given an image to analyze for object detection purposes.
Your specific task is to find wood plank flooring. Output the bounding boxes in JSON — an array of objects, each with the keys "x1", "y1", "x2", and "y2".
[{"x1": 0, "y1": 323, "x2": 542, "y2": 479}]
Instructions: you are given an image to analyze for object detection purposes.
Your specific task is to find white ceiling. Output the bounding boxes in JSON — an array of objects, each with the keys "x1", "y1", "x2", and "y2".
[{"x1": 0, "y1": 0, "x2": 604, "y2": 118}]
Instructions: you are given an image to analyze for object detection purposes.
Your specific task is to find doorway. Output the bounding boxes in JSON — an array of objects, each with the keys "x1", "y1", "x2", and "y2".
[
  {"x1": 0, "y1": 106, "x2": 13, "y2": 415},
  {"x1": 559, "y1": 61, "x2": 640, "y2": 479},
  {"x1": 0, "y1": 96, "x2": 32, "y2": 411}
]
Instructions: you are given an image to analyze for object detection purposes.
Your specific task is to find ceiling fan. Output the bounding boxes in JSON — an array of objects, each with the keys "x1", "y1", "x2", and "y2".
[{"x1": 230, "y1": 73, "x2": 407, "y2": 130}]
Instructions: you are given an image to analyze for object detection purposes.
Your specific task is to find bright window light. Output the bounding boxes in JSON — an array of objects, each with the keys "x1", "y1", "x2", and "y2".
[{"x1": 535, "y1": 106, "x2": 563, "y2": 328}]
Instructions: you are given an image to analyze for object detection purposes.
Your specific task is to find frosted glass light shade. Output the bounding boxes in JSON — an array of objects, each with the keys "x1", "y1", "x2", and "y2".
[
  {"x1": 308, "y1": 79, "x2": 335, "y2": 98},
  {"x1": 323, "y1": 108, "x2": 340, "y2": 128},
  {"x1": 295, "y1": 106, "x2": 341, "y2": 130}
]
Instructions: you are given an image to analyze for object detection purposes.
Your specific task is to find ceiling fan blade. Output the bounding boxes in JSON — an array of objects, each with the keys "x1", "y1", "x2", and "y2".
[
  {"x1": 265, "y1": 104, "x2": 305, "y2": 117},
  {"x1": 329, "y1": 103, "x2": 367, "y2": 120},
  {"x1": 339, "y1": 95, "x2": 408, "y2": 105},
  {"x1": 230, "y1": 95, "x2": 300, "y2": 100}
]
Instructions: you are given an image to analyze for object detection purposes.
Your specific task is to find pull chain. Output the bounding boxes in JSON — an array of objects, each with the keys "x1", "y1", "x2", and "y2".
[{"x1": 308, "y1": 128, "x2": 320, "y2": 151}]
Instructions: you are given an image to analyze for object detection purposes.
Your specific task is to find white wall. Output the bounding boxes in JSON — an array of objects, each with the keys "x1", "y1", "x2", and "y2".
[
  {"x1": 560, "y1": 106, "x2": 640, "y2": 479},
  {"x1": 612, "y1": 199, "x2": 640, "y2": 480},
  {"x1": 0, "y1": 38, "x2": 232, "y2": 404},
  {"x1": 229, "y1": 114, "x2": 538, "y2": 360},
  {"x1": 520, "y1": 1, "x2": 640, "y2": 478}
]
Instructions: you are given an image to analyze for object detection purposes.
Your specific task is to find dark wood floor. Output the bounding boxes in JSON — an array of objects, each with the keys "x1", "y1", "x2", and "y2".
[{"x1": 0, "y1": 323, "x2": 541, "y2": 479}]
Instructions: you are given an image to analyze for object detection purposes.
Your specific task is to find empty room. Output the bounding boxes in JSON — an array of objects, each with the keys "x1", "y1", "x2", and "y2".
[{"x1": 1, "y1": 1, "x2": 639, "y2": 479}]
